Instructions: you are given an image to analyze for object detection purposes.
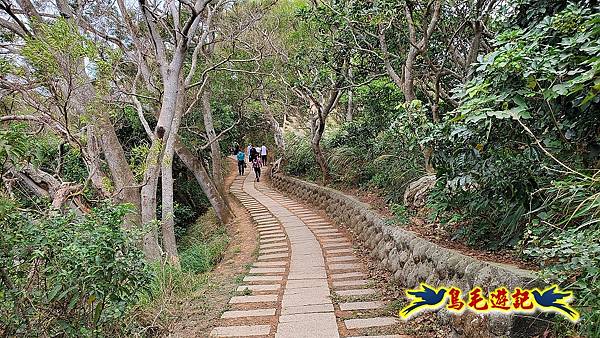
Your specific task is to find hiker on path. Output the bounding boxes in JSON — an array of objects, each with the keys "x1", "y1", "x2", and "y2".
[
  {"x1": 261, "y1": 144, "x2": 268, "y2": 165},
  {"x1": 236, "y1": 148, "x2": 245, "y2": 175},
  {"x1": 247, "y1": 143, "x2": 253, "y2": 162},
  {"x1": 250, "y1": 146, "x2": 258, "y2": 162},
  {"x1": 252, "y1": 156, "x2": 263, "y2": 182}
]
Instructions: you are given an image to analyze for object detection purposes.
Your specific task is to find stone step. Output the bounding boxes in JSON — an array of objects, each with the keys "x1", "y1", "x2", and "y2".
[
  {"x1": 260, "y1": 242, "x2": 288, "y2": 249},
  {"x1": 260, "y1": 234, "x2": 287, "y2": 240},
  {"x1": 323, "y1": 242, "x2": 351, "y2": 249},
  {"x1": 221, "y1": 308, "x2": 276, "y2": 319},
  {"x1": 253, "y1": 261, "x2": 287, "y2": 267},
  {"x1": 313, "y1": 229, "x2": 339, "y2": 234},
  {"x1": 332, "y1": 272, "x2": 365, "y2": 279},
  {"x1": 276, "y1": 312, "x2": 339, "y2": 338},
  {"x1": 249, "y1": 267, "x2": 285, "y2": 274},
  {"x1": 259, "y1": 229, "x2": 284, "y2": 235},
  {"x1": 229, "y1": 294, "x2": 278, "y2": 304},
  {"x1": 260, "y1": 234, "x2": 286, "y2": 240},
  {"x1": 338, "y1": 301, "x2": 385, "y2": 311},
  {"x1": 332, "y1": 279, "x2": 369, "y2": 288},
  {"x1": 259, "y1": 248, "x2": 288, "y2": 255},
  {"x1": 344, "y1": 317, "x2": 397, "y2": 330},
  {"x1": 259, "y1": 238, "x2": 288, "y2": 245},
  {"x1": 329, "y1": 263, "x2": 361, "y2": 270},
  {"x1": 209, "y1": 325, "x2": 271, "y2": 337},
  {"x1": 335, "y1": 289, "x2": 376, "y2": 297},
  {"x1": 243, "y1": 275, "x2": 283, "y2": 282},
  {"x1": 327, "y1": 256, "x2": 357, "y2": 262},
  {"x1": 237, "y1": 284, "x2": 281, "y2": 292},
  {"x1": 326, "y1": 248, "x2": 353, "y2": 254},
  {"x1": 258, "y1": 253, "x2": 289, "y2": 260},
  {"x1": 321, "y1": 238, "x2": 347, "y2": 243}
]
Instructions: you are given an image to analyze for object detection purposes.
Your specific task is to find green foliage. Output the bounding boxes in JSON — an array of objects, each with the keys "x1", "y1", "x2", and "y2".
[
  {"x1": 0, "y1": 124, "x2": 30, "y2": 164},
  {"x1": 283, "y1": 132, "x2": 319, "y2": 180},
  {"x1": 22, "y1": 18, "x2": 97, "y2": 81},
  {"x1": 427, "y1": 4, "x2": 599, "y2": 334},
  {"x1": 180, "y1": 234, "x2": 229, "y2": 274},
  {"x1": 129, "y1": 143, "x2": 150, "y2": 183},
  {"x1": 389, "y1": 203, "x2": 410, "y2": 225},
  {"x1": 432, "y1": 4, "x2": 600, "y2": 248},
  {"x1": 177, "y1": 209, "x2": 229, "y2": 274},
  {"x1": 522, "y1": 173, "x2": 600, "y2": 335},
  {"x1": 0, "y1": 200, "x2": 152, "y2": 336},
  {"x1": 285, "y1": 79, "x2": 425, "y2": 203}
]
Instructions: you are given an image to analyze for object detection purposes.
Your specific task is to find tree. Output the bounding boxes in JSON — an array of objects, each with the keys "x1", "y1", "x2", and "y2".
[
  {"x1": 311, "y1": 0, "x2": 499, "y2": 172},
  {"x1": 0, "y1": 0, "x2": 267, "y2": 263}
]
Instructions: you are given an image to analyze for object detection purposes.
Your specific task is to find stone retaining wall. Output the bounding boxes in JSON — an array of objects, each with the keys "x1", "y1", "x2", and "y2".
[{"x1": 270, "y1": 173, "x2": 548, "y2": 338}]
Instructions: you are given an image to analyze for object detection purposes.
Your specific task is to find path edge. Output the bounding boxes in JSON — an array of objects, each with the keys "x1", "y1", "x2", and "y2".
[{"x1": 269, "y1": 173, "x2": 550, "y2": 338}]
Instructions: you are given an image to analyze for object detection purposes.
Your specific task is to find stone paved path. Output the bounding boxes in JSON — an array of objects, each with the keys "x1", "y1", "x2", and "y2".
[{"x1": 210, "y1": 170, "x2": 404, "y2": 338}]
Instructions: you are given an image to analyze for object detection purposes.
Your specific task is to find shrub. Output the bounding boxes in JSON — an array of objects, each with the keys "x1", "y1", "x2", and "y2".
[
  {"x1": 0, "y1": 200, "x2": 152, "y2": 336},
  {"x1": 283, "y1": 132, "x2": 319, "y2": 180},
  {"x1": 430, "y1": 4, "x2": 600, "y2": 249},
  {"x1": 178, "y1": 208, "x2": 230, "y2": 274},
  {"x1": 522, "y1": 173, "x2": 600, "y2": 336},
  {"x1": 180, "y1": 234, "x2": 229, "y2": 274}
]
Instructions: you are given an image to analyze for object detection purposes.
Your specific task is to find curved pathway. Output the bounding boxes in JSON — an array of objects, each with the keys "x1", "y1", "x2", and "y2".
[{"x1": 210, "y1": 169, "x2": 405, "y2": 338}]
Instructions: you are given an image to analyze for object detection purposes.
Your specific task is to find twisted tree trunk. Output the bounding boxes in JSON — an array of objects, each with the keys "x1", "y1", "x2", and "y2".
[
  {"x1": 174, "y1": 139, "x2": 233, "y2": 224},
  {"x1": 310, "y1": 105, "x2": 330, "y2": 186}
]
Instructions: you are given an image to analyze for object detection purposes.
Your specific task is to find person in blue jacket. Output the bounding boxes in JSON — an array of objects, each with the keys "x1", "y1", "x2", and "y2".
[{"x1": 237, "y1": 148, "x2": 246, "y2": 175}]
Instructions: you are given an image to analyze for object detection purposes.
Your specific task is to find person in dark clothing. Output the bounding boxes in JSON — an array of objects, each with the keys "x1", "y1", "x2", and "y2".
[
  {"x1": 252, "y1": 156, "x2": 263, "y2": 182},
  {"x1": 250, "y1": 146, "x2": 258, "y2": 162},
  {"x1": 236, "y1": 148, "x2": 245, "y2": 175}
]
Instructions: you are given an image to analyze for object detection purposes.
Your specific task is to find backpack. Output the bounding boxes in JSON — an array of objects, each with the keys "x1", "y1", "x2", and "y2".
[
  {"x1": 237, "y1": 152, "x2": 245, "y2": 161},
  {"x1": 252, "y1": 158, "x2": 261, "y2": 168}
]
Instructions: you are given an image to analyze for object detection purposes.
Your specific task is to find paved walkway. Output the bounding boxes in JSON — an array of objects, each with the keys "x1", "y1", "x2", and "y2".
[{"x1": 210, "y1": 169, "x2": 403, "y2": 338}]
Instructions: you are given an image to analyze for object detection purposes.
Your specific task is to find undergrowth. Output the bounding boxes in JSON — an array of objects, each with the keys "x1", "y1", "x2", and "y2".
[{"x1": 128, "y1": 208, "x2": 229, "y2": 335}]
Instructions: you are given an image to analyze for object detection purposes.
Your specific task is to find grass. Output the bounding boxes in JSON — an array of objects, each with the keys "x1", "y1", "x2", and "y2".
[
  {"x1": 234, "y1": 274, "x2": 245, "y2": 284},
  {"x1": 126, "y1": 207, "x2": 230, "y2": 335},
  {"x1": 180, "y1": 233, "x2": 229, "y2": 274}
]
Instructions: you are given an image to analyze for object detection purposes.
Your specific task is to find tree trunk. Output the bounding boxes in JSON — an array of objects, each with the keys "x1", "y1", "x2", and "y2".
[
  {"x1": 202, "y1": 86, "x2": 231, "y2": 213},
  {"x1": 85, "y1": 126, "x2": 112, "y2": 198},
  {"x1": 423, "y1": 146, "x2": 435, "y2": 173},
  {"x1": 310, "y1": 111, "x2": 330, "y2": 185},
  {"x1": 174, "y1": 139, "x2": 233, "y2": 224},
  {"x1": 202, "y1": 87, "x2": 224, "y2": 188},
  {"x1": 311, "y1": 134, "x2": 330, "y2": 186},
  {"x1": 161, "y1": 150, "x2": 179, "y2": 267},
  {"x1": 346, "y1": 67, "x2": 354, "y2": 122},
  {"x1": 149, "y1": 85, "x2": 232, "y2": 227},
  {"x1": 95, "y1": 109, "x2": 143, "y2": 228},
  {"x1": 404, "y1": 48, "x2": 418, "y2": 104},
  {"x1": 160, "y1": 86, "x2": 185, "y2": 267},
  {"x1": 346, "y1": 88, "x2": 354, "y2": 122},
  {"x1": 138, "y1": 70, "x2": 184, "y2": 262},
  {"x1": 140, "y1": 169, "x2": 162, "y2": 261}
]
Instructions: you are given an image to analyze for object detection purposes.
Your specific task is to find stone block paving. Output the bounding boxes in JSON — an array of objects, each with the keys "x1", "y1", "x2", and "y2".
[{"x1": 210, "y1": 169, "x2": 402, "y2": 337}]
